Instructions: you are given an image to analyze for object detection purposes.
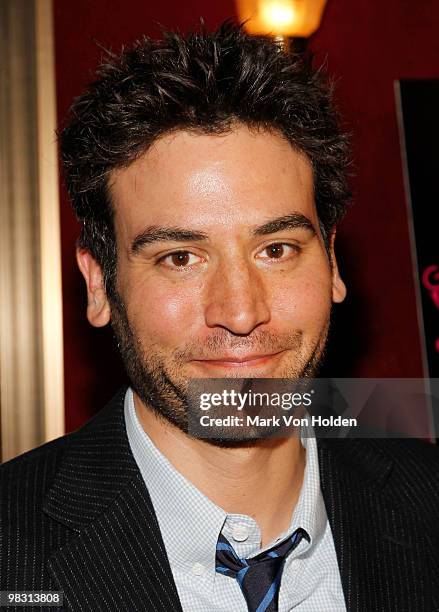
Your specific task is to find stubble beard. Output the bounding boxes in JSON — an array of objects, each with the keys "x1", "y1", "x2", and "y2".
[{"x1": 110, "y1": 290, "x2": 330, "y2": 446}]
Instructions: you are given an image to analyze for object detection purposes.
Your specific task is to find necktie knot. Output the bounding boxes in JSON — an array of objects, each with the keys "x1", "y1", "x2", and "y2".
[{"x1": 216, "y1": 528, "x2": 308, "y2": 612}]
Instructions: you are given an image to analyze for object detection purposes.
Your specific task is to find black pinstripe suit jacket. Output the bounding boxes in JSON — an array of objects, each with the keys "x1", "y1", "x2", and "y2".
[{"x1": 1, "y1": 387, "x2": 439, "y2": 611}]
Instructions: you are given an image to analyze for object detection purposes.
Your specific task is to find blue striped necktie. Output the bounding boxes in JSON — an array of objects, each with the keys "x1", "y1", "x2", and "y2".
[{"x1": 215, "y1": 528, "x2": 308, "y2": 612}]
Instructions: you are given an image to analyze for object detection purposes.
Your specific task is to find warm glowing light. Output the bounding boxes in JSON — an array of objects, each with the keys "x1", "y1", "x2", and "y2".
[
  {"x1": 261, "y1": 2, "x2": 296, "y2": 29},
  {"x1": 236, "y1": 0, "x2": 327, "y2": 37}
]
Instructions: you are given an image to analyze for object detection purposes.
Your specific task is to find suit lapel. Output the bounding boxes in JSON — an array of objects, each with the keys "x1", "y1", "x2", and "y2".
[
  {"x1": 43, "y1": 388, "x2": 183, "y2": 612},
  {"x1": 318, "y1": 438, "x2": 432, "y2": 612}
]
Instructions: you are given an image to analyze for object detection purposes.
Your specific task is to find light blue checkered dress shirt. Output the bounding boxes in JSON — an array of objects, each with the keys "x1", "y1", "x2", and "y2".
[{"x1": 124, "y1": 388, "x2": 346, "y2": 611}]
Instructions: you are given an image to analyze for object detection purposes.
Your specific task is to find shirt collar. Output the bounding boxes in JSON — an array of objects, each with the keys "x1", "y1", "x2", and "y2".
[
  {"x1": 124, "y1": 387, "x2": 326, "y2": 584},
  {"x1": 288, "y1": 434, "x2": 326, "y2": 549}
]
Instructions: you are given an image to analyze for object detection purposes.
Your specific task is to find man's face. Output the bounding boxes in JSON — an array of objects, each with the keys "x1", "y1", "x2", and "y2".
[{"x1": 78, "y1": 124, "x2": 346, "y2": 433}]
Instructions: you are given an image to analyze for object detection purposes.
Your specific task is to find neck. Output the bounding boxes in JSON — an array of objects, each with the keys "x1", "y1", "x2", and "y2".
[{"x1": 134, "y1": 393, "x2": 305, "y2": 547}]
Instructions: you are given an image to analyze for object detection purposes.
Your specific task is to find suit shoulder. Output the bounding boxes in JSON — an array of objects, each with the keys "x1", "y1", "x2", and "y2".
[
  {"x1": 374, "y1": 438, "x2": 439, "y2": 520},
  {"x1": 355, "y1": 437, "x2": 439, "y2": 485},
  {"x1": 379, "y1": 437, "x2": 439, "y2": 475},
  {"x1": 325, "y1": 437, "x2": 439, "y2": 501},
  {"x1": 0, "y1": 434, "x2": 71, "y2": 502},
  {"x1": 1, "y1": 432, "x2": 71, "y2": 470}
]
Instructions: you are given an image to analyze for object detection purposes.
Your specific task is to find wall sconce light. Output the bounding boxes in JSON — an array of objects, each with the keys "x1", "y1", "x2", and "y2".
[{"x1": 235, "y1": 0, "x2": 327, "y2": 51}]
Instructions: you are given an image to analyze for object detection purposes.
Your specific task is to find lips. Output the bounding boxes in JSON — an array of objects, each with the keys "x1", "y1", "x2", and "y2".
[{"x1": 191, "y1": 350, "x2": 286, "y2": 367}]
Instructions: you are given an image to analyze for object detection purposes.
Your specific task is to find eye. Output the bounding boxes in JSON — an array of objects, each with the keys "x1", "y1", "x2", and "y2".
[
  {"x1": 257, "y1": 243, "x2": 298, "y2": 261},
  {"x1": 158, "y1": 250, "x2": 203, "y2": 269}
]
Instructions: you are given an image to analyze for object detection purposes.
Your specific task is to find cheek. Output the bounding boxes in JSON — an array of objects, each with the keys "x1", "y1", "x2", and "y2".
[
  {"x1": 268, "y1": 270, "x2": 332, "y2": 331},
  {"x1": 125, "y1": 278, "x2": 204, "y2": 347}
]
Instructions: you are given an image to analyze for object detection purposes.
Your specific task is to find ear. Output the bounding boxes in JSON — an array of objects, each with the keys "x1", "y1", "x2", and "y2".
[
  {"x1": 76, "y1": 248, "x2": 111, "y2": 327},
  {"x1": 328, "y1": 230, "x2": 347, "y2": 304}
]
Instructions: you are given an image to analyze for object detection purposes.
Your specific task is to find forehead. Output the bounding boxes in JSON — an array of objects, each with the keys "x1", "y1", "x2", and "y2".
[{"x1": 109, "y1": 125, "x2": 316, "y2": 234}]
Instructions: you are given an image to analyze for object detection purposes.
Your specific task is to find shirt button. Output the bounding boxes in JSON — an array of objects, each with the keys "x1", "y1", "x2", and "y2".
[
  {"x1": 232, "y1": 524, "x2": 249, "y2": 542},
  {"x1": 192, "y1": 562, "x2": 205, "y2": 576}
]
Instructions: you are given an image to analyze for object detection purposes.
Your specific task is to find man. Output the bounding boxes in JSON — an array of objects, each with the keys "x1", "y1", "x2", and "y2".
[{"x1": 1, "y1": 22, "x2": 439, "y2": 612}]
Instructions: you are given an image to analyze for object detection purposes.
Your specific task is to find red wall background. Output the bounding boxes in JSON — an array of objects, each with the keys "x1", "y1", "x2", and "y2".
[{"x1": 53, "y1": 0, "x2": 439, "y2": 433}]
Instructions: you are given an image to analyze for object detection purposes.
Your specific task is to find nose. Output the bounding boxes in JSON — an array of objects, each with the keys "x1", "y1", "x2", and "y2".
[{"x1": 204, "y1": 259, "x2": 271, "y2": 335}]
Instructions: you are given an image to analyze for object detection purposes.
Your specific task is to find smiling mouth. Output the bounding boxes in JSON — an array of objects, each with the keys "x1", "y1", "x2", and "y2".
[{"x1": 191, "y1": 350, "x2": 287, "y2": 368}]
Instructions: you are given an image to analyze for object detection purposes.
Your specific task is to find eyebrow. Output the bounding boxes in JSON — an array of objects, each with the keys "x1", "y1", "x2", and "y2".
[
  {"x1": 252, "y1": 213, "x2": 316, "y2": 237},
  {"x1": 131, "y1": 227, "x2": 208, "y2": 254},
  {"x1": 130, "y1": 213, "x2": 316, "y2": 254}
]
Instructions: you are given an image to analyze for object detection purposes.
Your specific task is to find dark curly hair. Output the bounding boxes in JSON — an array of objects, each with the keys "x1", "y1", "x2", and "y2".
[{"x1": 60, "y1": 20, "x2": 350, "y2": 299}]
